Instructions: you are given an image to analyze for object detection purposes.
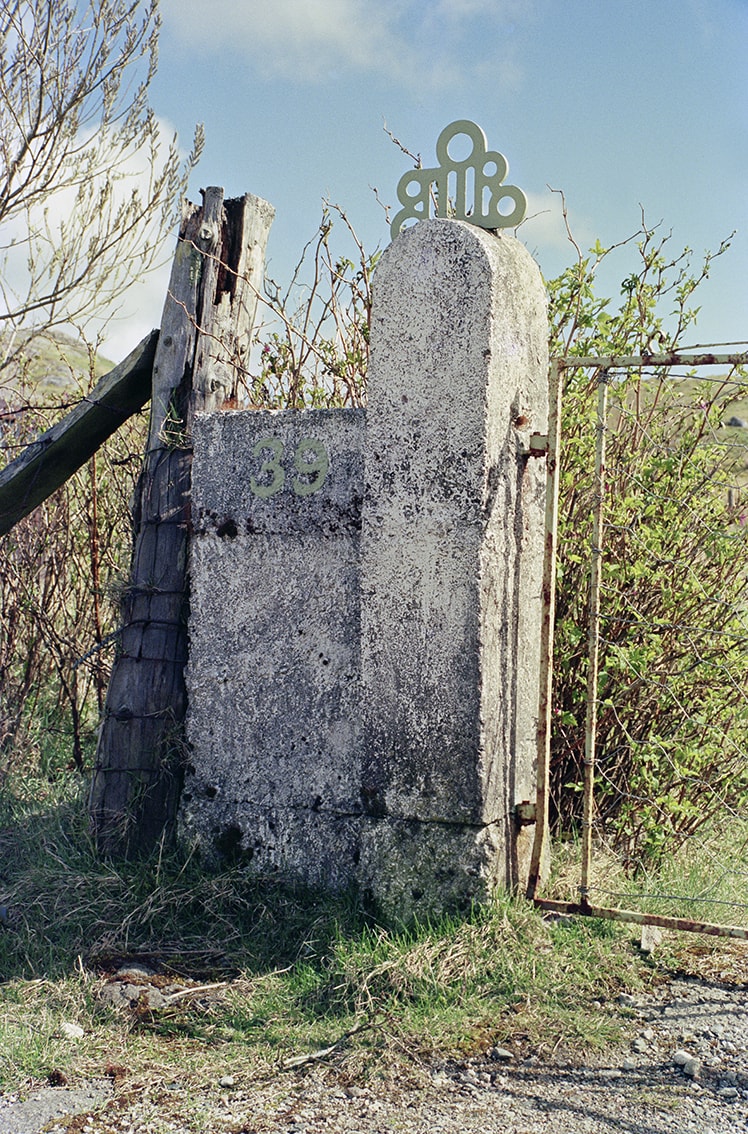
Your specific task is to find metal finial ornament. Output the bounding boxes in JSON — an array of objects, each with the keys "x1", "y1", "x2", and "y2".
[{"x1": 390, "y1": 120, "x2": 527, "y2": 241}]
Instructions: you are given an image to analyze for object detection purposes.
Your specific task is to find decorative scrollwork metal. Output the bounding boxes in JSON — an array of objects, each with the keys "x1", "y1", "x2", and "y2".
[{"x1": 390, "y1": 120, "x2": 527, "y2": 240}]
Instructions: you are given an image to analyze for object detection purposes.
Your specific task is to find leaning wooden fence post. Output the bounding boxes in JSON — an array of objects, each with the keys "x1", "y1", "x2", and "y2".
[
  {"x1": 0, "y1": 332, "x2": 158, "y2": 536},
  {"x1": 89, "y1": 188, "x2": 274, "y2": 857}
]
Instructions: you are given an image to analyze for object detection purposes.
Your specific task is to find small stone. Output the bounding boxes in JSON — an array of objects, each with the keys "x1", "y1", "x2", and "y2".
[
  {"x1": 619, "y1": 994, "x2": 637, "y2": 1007},
  {"x1": 717, "y1": 1087, "x2": 739, "y2": 1099},
  {"x1": 622, "y1": 1057, "x2": 637, "y2": 1071},
  {"x1": 218, "y1": 1075, "x2": 235, "y2": 1089},
  {"x1": 115, "y1": 963, "x2": 155, "y2": 981},
  {"x1": 134, "y1": 985, "x2": 166, "y2": 1010},
  {"x1": 100, "y1": 983, "x2": 130, "y2": 1009},
  {"x1": 683, "y1": 1057, "x2": 701, "y2": 1078},
  {"x1": 640, "y1": 925, "x2": 664, "y2": 954},
  {"x1": 489, "y1": 1047, "x2": 513, "y2": 1062},
  {"x1": 632, "y1": 1039, "x2": 649, "y2": 1053},
  {"x1": 673, "y1": 1049, "x2": 694, "y2": 1066},
  {"x1": 60, "y1": 1022, "x2": 85, "y2": 1040},
  {"x1": 101, "y1": 980, "x2": 166, "y2": 1010}
]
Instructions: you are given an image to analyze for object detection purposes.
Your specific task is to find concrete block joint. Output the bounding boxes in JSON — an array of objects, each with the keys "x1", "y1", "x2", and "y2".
[{"x1": 182, "y1": 219, "x2": 549, "y2": 923}]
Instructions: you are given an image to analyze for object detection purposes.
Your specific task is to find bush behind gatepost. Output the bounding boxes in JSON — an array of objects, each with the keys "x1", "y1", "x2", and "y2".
[{"x1": 2, "y1": 211, "x2": 746, "y2": 870}]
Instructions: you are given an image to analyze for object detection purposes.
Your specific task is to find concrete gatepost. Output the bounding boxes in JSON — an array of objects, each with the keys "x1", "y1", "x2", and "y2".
[
  {"x1": 358, "y1": 219, "x2": 548, "y2": 921},
  {"x1": 182, "y1": 408, "x2": 366, "y2": 888},
  {"x1": 182, "y1": 217, "x2": 548, "y2": 923}
]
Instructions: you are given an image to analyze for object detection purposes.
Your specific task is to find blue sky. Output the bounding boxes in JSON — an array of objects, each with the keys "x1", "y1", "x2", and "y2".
[{"x1": 113, "y1": 0, "x2": 747, "y2": 358}]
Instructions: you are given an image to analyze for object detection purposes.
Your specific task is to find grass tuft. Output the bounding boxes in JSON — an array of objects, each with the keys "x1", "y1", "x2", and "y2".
[{"x1": 0, "y1": 770, "x2": 741, "y2": 1098}]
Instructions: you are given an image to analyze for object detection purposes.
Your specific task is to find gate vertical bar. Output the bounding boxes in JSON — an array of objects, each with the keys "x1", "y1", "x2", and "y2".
[
  {"x1": 526, "y1": 359, "x2": 563, "y2": 899},
  {"x1": 580, "y1": 369, "x2": 608, "y2": 902}
]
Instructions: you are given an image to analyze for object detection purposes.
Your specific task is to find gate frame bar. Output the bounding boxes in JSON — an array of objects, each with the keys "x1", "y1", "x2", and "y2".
[{"x1": 526, "y1": 348, "x2": 748, "y2": 940}]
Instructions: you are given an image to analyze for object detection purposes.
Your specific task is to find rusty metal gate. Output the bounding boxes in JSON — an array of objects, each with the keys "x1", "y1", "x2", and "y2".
[{"x1": 527, "y1": 346, "x2": 748, "y2": 940}]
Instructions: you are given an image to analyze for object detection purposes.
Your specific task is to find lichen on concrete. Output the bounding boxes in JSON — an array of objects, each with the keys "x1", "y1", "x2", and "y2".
[{"x1": 183, "y1": 220, "x2": 548, "y2": 923}]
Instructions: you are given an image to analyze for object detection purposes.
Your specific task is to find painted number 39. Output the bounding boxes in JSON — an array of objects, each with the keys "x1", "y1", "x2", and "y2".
[{"x1": 249, "y1": 437, "x2": 329, "y2": 499}]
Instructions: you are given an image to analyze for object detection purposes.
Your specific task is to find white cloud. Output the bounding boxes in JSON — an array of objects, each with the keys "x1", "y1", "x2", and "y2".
[
  {"x1": 0, "y1": 117, "x2": 187, "y2": 364},
  {"x1": 161, "y1": 0, "x2": 412, "y2": 82},
  {"x1": 517, "y1": 187, "x2": 602, "y2": 281},
  {"x1": 435, "y1": 0, "x2": 532, "y2": 19},
  {"x1": 520, "y1": 189, "x2": 576, "y2": 255},
  {"x1": 96, "y1": 251, "x2": 173, "y2": 364},
  {"x1": 160, "y1": 0, "x2": 531, "y2": 88}
]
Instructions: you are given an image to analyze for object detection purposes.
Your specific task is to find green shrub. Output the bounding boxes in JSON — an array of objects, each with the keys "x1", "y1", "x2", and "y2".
[
  {"x1": 0, "y1": 350, "x2": 145, "y2": 780},
  {"x1": 547, "y1": 219, "x2": 748, "y2": 865},
  {"x1": 3, "y1": 209, "x2": 746, "y2": 872}
]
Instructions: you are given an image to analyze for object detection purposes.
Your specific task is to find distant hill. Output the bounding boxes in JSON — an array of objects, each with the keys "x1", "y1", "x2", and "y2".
[{"x1": 0, "y1": 330, "x2": 115, "y2": 400}]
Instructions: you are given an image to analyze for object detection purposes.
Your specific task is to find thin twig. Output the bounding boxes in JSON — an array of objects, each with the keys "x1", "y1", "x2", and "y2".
[{"x1": 280, "y1": 1018, "x2": 377, "y2": 1070}]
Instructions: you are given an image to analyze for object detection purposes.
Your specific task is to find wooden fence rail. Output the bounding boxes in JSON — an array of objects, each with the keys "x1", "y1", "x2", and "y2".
[
  {"x1": 2, "y1": 187, "x2": 274, "y2": 858},
  {"x1": 0, "y1": 330, "x2": 158, "y2": 536}
]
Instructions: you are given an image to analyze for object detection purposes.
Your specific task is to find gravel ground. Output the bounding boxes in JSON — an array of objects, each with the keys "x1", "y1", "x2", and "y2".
[{"x1": 1, "y1": 974, "x2": 747, "y2": 1134}]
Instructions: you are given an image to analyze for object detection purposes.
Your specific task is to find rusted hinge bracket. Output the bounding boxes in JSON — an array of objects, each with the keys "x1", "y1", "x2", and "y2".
[
  {"x1": 515, "y1": 800, "x2": 537, "y2": 825},
  {"x1": 523, "y1": 433, "x2": 549, "y2": 458}
]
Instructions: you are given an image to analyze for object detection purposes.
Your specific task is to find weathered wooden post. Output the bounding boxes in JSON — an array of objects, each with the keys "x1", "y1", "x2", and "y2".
[{"x1": 89, "y1": 188, "x2": 274, "y2": 857}]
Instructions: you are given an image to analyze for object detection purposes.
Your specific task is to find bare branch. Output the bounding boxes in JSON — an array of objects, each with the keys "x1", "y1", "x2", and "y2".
[{"x1": 0, "y1": 0, "x2": 204, "y2": 363}]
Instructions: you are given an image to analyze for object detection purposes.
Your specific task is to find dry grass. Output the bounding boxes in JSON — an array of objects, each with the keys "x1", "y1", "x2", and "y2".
[
  {"x1": 2, "y1": 773, "x2": 746, "y2": 1104},
  {"x1": 547, "y1": 816, "x2": 748, "y2": 935},
  {"x1": 0, "y1": 775, "x2": 663, "y2": 1097}
]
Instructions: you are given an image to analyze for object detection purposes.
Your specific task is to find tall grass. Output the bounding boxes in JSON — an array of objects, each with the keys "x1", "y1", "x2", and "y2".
[{"x1": 0, "y1": 768, "x2": 657, "y2": 1093}]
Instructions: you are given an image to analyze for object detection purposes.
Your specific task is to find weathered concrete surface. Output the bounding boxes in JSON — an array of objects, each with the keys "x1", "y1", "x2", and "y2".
[
  {"x1": 359, "y1": 219, "x2": 548, "y2": 919},
  {"x1": 183, "y1": 220, "x2": 548, "y2": 922},
  {"x1": 182, "y1": 408, "x2": 365, "y2": 888},
  {"x1": 0, "y1": 1084, "x2": 112, "y2": 1134}
]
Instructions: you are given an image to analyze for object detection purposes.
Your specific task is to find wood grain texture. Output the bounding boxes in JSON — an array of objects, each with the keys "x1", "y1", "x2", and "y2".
[
  {"x1": 0, "y1": 330, "x2": 158, "y2": 536},
  {"x1": 90, "y1": 189, "x2": 274, "y2": 857}
]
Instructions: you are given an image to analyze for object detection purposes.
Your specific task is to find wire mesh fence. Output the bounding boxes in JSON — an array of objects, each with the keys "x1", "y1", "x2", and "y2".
[
  {"x1": 0, "y1": 353, "x2": 147, "y2": 777},
  {"x1": 530, "y1": 346, "x2": 748, "y2": 939}
]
